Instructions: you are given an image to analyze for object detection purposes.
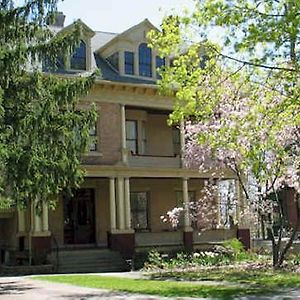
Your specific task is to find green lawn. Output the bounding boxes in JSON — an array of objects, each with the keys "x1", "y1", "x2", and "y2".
[
  {"x1": 33, "y1": 275, "x2": 273, "y2": 299},
  {"x1": 150, "y1": 268, "x2": 300, "y2": 289}
]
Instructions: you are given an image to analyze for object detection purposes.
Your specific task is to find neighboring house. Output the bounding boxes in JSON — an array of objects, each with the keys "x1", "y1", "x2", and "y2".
[{"x1": 0, "y1": 14, "x2": 244, "y2": 272}]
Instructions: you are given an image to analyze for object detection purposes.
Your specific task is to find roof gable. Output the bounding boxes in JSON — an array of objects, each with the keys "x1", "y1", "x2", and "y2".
[
  {"x1": 58, "y1": 19, "x2": 95, "y2": 38},
  {"x1": 96, "y1": 18, "x2": 158, "y2": 54}
]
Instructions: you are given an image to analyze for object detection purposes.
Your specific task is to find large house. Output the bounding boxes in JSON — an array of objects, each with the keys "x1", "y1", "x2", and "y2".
[{"x1": 0, "y1": 13, "x2": 250, "y2": 273}]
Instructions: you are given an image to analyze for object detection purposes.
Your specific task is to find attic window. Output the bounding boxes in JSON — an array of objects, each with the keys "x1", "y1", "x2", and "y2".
[
  {"x1": 156, "y1": 56, "x2": 165, "y2": 79},
  {"x1": 139, "y1": 43, "x2": 152, "y2": 77},
  {"x1": 70, "y1": 40, "x2": 87, "y2": 70},
  {"x1": 124, "y1": 51, "x2": 134, "y2": 75}
]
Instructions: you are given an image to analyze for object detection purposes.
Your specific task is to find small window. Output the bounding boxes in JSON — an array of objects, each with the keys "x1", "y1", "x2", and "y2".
[
  {"x1": 42, "y1": 55, "x2": 65, "y2": 72},
  {"x1": 89, "y1": 124, "x2": 97, "y2": 151},
  {"x1": 139, "y1": 43, "x2": 152, "y2": 77},
  {"x1": 130, "y1": 192, "x2": 149, "y2": 231},
  {"x1": 124, "y1": 51, "x2": 134, "y2": 75},
  {"x1": 70, "y1": 40, "x2": 86, "y2": 70},
  {"x1": 156, "y1": 56, "x2": 165, "y2": 78},
  {"x1": 126, "y1": 120, "x2": 138, "y2": 154},
  {"x1": 107, "y1": 52, "x2": 119, "y2": 71}
]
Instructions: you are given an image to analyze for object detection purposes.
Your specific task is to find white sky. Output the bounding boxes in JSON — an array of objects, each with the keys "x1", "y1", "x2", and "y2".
[{"x1": 57, "y1": 0, "x2": 195, "y2": 33}]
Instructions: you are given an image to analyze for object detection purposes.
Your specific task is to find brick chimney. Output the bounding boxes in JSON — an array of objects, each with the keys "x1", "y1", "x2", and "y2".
[{"x1": 52, "y1": 11, "x2": 65, "y2": 27}]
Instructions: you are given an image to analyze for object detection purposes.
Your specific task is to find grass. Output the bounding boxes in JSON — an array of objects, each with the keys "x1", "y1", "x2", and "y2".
[
  {"x1": 33, "y1": 275, "x2": 273, "y2": 299},
  {"x1": 150, "y1": 268, "x2": 300, "y2": 289}
]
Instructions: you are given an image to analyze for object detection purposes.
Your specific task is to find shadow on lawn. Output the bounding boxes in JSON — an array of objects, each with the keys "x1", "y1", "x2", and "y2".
[{"x1": 0, "y1": 280, "x2": 35, "y2": 295}]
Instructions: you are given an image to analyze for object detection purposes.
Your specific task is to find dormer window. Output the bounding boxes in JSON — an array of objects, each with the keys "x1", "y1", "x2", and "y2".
[
  {"x1": 71, "y1": 40, "x2": 87, "y2": 70},
  {"x1": 139, "y1": 43, "x2": 152, "y2": 77},
  {"x1": 124, "y1": 51, "x2": 134, "y2": 75},
  {"x1": 155, "y1": 56, "x2": 165, "y2": 78}
]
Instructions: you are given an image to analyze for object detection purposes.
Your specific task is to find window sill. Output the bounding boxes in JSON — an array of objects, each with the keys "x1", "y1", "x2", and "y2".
[{"x1": 83, "y1": 151, "x2": 103, "y2": 157}]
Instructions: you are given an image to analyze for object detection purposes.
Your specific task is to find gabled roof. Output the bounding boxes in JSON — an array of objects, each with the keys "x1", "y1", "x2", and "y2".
[
  {"x1": 96, "y1": 18, "x2": 158, "y2": 54},
  {"x1": 58, "y1": 19, "x2": 95, "y2": 38},
  {"x1": 47, "y1": 18, "x2": 158, "y2": 86}
]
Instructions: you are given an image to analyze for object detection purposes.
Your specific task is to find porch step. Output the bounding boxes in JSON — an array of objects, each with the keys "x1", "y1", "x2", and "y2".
[{"x1": 50, "y1": 249, "x2": 130, "y2": 273}]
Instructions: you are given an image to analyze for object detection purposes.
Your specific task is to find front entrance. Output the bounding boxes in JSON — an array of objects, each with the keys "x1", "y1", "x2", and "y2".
[{"x1": 63, "y1": 188, "x2": 96, "y2": 244}]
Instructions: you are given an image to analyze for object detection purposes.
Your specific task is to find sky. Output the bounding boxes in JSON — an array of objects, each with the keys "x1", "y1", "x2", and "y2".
[{"x1": 57, "y1": 0, "x2": 195, "y2": 33}]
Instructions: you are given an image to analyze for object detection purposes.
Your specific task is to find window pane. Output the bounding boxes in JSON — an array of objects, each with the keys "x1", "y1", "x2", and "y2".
[
  {"x1": 126, "y1": 120, "x2": 137, "y2": 139},
  {"x1": 130, "y1": 192, "x2": 148, "y2": 230},
  {"x1": 139, "y1": 43, "x2": 152, "y2": 77},
  {"x1": 156, "y1": 56, "x2": 165, "y2": 78},
  {"x1": 126, "y1": 140, "x2": 137, "y2": 154},
  {"x1": 218, "y1": 180, "x2": 237, "y2": 228},
  {"x1": 71, "y1": 40, "x2": 86, "y2": 70},
  {"x1": 172, "y1": 127, "x2": 181, "y2": 155},
  {"x1": 42, "y1": 55, "x2": 65, "y2": 72},
  {"x1": 125, "y1": 51, "x2": 134, "y2": 75},
  {"x1": 89, "y1": 123, "x2": 97, "y2": 152}
]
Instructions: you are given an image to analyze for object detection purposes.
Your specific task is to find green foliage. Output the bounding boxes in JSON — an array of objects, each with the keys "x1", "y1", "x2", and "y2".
[
  {"x1": 288, "y1": 253, "x2": 300, "y2": 266},
  {"x1": 144, "y1": 242, "x2": 255, "y2": 271},
  {"x1": 0, "y1": 1, "x2": 97, "y2": 208}
]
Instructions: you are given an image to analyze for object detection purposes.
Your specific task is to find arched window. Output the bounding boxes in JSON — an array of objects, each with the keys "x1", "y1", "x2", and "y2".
[
  {"x1": 71, "y1": 40, "x2": 86, "y2": 70},
  {"x1": 139, "y1": 43, "x2": 152, "y2": 77}
]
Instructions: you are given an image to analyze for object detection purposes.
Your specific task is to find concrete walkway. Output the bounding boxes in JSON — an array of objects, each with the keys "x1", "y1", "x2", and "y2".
[{"x1": 0, "y1": 273, "x2": 300, "y2": 300}]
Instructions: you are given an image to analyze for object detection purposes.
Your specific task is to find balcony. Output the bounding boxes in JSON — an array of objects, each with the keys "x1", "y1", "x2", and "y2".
[{"x1": 128, "y1": 153, "x2": 181, "y2": 168}]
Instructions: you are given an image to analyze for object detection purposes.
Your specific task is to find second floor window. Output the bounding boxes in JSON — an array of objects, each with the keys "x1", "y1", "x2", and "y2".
[
  {"x1": 172, "y1": 127, "x2": 181, "y2": 156},
  {"x1": 124, "y1": 51, "x2": 134, "y2": 75},
  {"x1": 71, "y1": 40, "x2": 87, "y2": 70},
  {"x1": 126, "y1": 120, "x2": 138, "y2": 154},
  {"x1": 89, "y1": 124, "x2": 97, "y2": 152},
  {"x1": 139, "y1": 43, "x2": 152, "y2": 77}
]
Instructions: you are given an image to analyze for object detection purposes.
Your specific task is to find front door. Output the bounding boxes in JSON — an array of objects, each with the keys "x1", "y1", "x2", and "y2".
[{"x1": 63, "y1": 188, "x2": 96, "y2": 244}]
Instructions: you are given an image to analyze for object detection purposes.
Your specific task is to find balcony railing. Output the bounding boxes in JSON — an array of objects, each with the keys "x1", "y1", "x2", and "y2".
[
  {"x1": 135, "y1": 231, "x2": 183, "y2": 247},
  {"x1": 128, "y1": 154, "x2": 181, "y2": 168}
]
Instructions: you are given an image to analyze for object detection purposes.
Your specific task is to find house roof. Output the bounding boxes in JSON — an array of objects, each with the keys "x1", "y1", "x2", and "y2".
[
  {"x1": 96, "y1": 18, "x2": 158, "y2": 54},
  {"x1": 50, "y1": 18, "x2": 157, "y2": 86}
]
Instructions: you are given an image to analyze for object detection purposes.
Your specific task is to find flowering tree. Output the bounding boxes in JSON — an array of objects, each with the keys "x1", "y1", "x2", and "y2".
[
  {"x1": 149, "y1": 0, "x2": 300, "y2": 269},
  {"x1": 161, "y1": 74, "x2": 300, "y2": 267}
]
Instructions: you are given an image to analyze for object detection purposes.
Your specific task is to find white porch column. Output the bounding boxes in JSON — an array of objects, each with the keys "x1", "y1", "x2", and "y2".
[
  {"x1": 120, "y1": 104, "x2": 128, "y2": 164},
  {"x1": 109, "y1": 177, "x2": 117, "y2": 231},
  {"x1": 124, "y1": 177, "x2": 131, "y2": 230},
  {"x1": 117, "y1": 177, "x2": 125, "y2": 230},
  {"x1": 17, "y1": 208, "x2": 26, "y2": 234},
  {"x1": 42, "y1": 202, "x2": 49, "y2": 232},
  {"x1": 182, "y1": 177, "x2": 191, "y2": 229},
  {"x1": 180, "y1": 120, "x2": 185, "y2": 168}
]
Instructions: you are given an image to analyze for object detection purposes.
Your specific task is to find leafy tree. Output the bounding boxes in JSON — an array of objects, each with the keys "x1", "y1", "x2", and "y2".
[
  {"x1": 149, "y1": 0, "x2": 300, "y2": 268},
  {"x1": 0, "y1": 0, "x2": 97, "y2": 209}
]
